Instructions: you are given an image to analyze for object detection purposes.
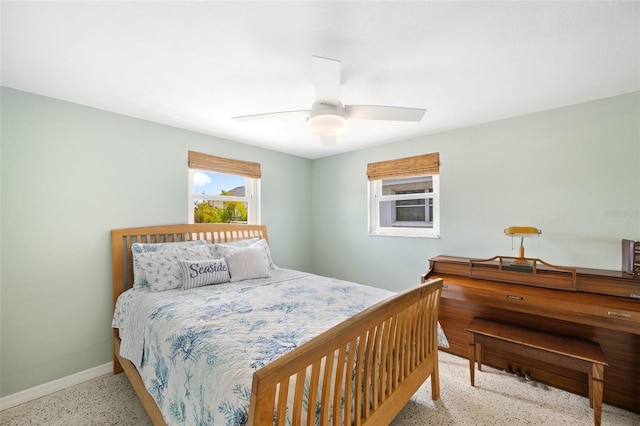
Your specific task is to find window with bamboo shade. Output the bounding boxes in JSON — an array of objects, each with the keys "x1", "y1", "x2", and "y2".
[
  {"x1": 187, "y1": 151, "x2": 261, "y2": 224},
  {"x1": 367, "y1": 153, "x2": 440, "y2": 238}
]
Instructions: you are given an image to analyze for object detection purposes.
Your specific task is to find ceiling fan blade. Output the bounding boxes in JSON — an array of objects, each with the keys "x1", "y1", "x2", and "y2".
[
  {"x1": 320, "y1": 135, "x2": 337, "y2": 146},
  {"x1": 312, "y1": 56, "x2": 341, "y2": 105},
  {"x1": 232, "y1": 110, "x2": 310, "y2": 121},
  {"x1": 344, "y1": 105, "x2": 426, "y2": 121}
]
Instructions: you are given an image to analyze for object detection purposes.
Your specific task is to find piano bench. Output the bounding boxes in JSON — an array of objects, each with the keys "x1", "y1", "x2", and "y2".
[{"x1": 465, "y1": 317, "x2": 608, "y2": 426}]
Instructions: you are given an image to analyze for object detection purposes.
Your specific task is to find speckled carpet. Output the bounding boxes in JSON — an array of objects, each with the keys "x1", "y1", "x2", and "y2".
[{"x1": 1, "y1": 351, "x2": 638, "y2": 425}]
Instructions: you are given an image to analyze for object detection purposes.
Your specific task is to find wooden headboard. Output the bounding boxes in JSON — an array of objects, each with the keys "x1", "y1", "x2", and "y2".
[{"x1": 111, "y1": 223, "x2": 268, "y2": 308}]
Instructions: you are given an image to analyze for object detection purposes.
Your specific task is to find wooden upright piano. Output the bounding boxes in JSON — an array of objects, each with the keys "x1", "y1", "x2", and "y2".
[{"x1": 423, "y1": 255, "x2": 640, "y2": 413}]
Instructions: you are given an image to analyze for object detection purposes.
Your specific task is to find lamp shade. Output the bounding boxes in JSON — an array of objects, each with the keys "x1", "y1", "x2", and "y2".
[{"x1": 504, "y1": 226, "x2": 541, "y2": 237}]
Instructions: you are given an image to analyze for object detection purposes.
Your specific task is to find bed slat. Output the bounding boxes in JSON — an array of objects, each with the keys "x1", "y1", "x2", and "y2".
[
  {"x1": 329, "y1": 348, "x2": 342, "y2": 424},
  {"x1": 275, "y1": 381, "x2": 288, "y2": 426},
  {"x1": 306, "y1": 359, "x2": 322, "y2": 425},
  {"x1": 343, "y1": 340, "x2": 356, "y2": 426}
]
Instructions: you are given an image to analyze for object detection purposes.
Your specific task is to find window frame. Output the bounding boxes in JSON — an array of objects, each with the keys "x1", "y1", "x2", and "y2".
[
  {"x1": 367, "y1": 153, "x2": 440, "y2": 238},
  {"x1": 187, "y1": 151, "x2": 261, "y2": 224}
]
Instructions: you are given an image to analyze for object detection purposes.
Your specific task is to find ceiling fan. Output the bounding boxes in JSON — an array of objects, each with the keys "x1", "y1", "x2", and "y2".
[{"x1": 232, "y1": 56, "x2": 427, "y2": 146}]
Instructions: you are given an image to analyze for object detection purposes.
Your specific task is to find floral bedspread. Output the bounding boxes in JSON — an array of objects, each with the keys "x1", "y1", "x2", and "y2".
[{"x1": 112, "y1": 268, "x2": 447, "y2": 425}]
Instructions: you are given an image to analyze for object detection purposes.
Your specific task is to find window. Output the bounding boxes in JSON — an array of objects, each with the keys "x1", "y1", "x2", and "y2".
[
  {"x1": 368, "y1": 153, "x2": 440, "y2": 238},
  {"x1": 188, "y1": 151, "x2": 261, "y2": 224}
]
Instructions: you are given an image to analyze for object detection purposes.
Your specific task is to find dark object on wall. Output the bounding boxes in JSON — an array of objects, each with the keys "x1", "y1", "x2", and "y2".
[{"x1": 622, "y1": 239, "x2": 640, "y2": 275}]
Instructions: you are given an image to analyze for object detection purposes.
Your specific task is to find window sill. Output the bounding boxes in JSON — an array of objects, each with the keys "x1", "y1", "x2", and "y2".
[{"x1": 368, "y1": 231, "x2": 440, "y2": 239}]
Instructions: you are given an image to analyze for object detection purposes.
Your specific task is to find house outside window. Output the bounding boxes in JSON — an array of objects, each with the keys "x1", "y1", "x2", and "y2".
[
  {"x1": 368, "y1": 153, "x2": 440, "y2": 238},
  {"x1": 187, "y1": 151, "x2": 261, "y2": 224}
]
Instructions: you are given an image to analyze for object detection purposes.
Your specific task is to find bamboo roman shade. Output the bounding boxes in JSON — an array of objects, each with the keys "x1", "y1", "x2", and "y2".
[
  {"x1": 188, "y1": 151, "x2": 261, "y2": 179},
  {"x1": 366, "y1": 152, "x2": 439, "y2": 181}
]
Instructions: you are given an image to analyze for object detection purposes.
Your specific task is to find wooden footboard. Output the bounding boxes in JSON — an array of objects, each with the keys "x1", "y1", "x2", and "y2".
[{"x1": 249, "y1": 278, "x2": 443, "y2": 426}]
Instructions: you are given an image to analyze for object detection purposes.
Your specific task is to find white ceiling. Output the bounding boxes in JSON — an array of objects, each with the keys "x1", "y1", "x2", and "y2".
[{"x1": 2, "y1": 1, "x2": 639, "y2": 159}]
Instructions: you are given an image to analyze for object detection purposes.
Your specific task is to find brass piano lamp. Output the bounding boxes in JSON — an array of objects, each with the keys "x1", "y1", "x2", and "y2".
[{"x1": 504, "y1": 226, "x2": 542, "y2": 265}]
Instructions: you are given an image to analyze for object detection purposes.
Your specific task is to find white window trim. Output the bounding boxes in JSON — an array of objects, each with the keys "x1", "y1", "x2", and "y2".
[
  {"x1": 368, "y1": 174, "x2": 440, "y2": 238},
  {"x1": 188, "y1": 169, "x2": 261, "y2": 224}
]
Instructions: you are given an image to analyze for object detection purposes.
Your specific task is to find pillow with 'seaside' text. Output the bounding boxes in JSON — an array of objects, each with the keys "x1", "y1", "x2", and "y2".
[{"x1": 179, "y1": 258, "x2": 231, "y2": 289}]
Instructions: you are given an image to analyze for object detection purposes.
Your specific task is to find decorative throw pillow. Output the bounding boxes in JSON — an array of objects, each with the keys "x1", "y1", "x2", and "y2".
[
  {"x1": 131, "y1": 240, "x2": 207, "y2": 288},
  {"x1": 208, "y1": 237, "x2": 259, "y2": 259},
  {"x1": 225, "y1": 246, "x2": 272, "y2": 282},
  {"x1": 211, "y1": 238, "x2": 275, "y2": 269},
  {"x1": 251, "y1": 238, "x2": 276, "y2": 270},
  {"x1": 137, "y1": 245, "x2": 212, "y2": 292},
  {"x1": 179, "y1": 258, "x2": 230, "y2": 290}
]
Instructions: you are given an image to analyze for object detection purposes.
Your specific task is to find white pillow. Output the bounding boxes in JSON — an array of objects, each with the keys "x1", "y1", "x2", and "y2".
[
  {"x1": 251, "y1": 239, "x2": 276, "y2": 270},
  {"x1": 209, "y1": 237, "x2": 259, "y2": 259},
  {"x1": 211, "y1": 238, "x2": 275, "y2": 269},
  {"x1": 138, "y1": 245, "x2": 212, "y2": 292},
  {"x1": 225, "y1": 246, "x2": 272, "y2": 282},
  {"x1": 179, "y1": 258, "x2": 230, "y2": 289}
]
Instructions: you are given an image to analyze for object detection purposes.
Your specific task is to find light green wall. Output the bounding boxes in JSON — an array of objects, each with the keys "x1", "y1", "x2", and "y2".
[
  {"x1": 310, "y1": 92, "x2": 640, "y2": 291},
  {"x1": 0, "y1": 87, "x2": 312, "y2": 397},
  {"x1": 1, "y1": 87, "x2": 638, "y2": 398}
]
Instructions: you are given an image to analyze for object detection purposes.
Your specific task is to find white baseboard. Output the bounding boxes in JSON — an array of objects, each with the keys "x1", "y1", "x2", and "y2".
[{"x1": 0, "y1": 362, "x2": 113, "y2": 411}]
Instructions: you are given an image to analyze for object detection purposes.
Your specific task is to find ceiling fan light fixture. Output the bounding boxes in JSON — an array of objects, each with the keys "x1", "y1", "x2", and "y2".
[
  {"x1": 308, "y1": 112, "x2": 347, "y2": 137},
  {"x1": 234, "y1": 57, "x2": 427, "y2": 142}
]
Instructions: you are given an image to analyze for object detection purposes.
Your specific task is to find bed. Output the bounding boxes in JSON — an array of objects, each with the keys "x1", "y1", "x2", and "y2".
[{"x1": 111, "y1": 223, "x2": 444, "y2": 425}]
